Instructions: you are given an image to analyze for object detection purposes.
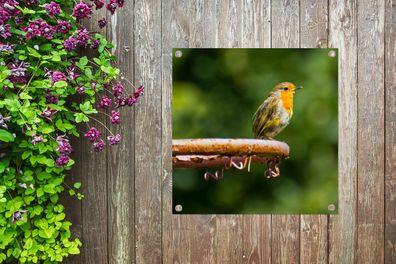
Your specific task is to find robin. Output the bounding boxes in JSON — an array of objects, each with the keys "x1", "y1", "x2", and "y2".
[{"x1": 252, "y1": 82, "x2": 302, "y2": 140}]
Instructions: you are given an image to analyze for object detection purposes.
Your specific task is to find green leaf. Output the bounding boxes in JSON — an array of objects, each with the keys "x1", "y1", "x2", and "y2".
[
  {"x1": 4, "y1": 98, "x2": 21, "y2": 111},
  {"x1": 73, "y1": 182, "x2": 81, "y2": 189},
  {"x1": 0, "y1": 129, "x2": 14, "y2": 142},
  {"x1": 43, "y1": 184, "x2": 56, "y2": 194},
  {"x1": 77, "y1": 56, "x2": 88, "y2": 68}
]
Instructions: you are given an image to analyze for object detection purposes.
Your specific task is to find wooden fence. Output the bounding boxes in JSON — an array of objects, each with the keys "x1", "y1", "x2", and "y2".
[{"x1": 63, "y1": 0, "x2": 395, "y2": 263}]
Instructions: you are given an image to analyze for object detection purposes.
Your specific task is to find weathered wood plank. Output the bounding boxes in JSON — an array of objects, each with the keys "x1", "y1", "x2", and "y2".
[
  {"x1": 328, "y1": 1, "x2": 358, "y2": 263},
  {"x1": 161, "y1": 1, "x2": 219, "y2": 263},
  {"x1": 300, "y1": 0, "x2": 328, "y2": 48},
  {"x1": 271, "y1": 1, "x2": 300, "y2": 263},
  {"x1": 134, "y1": 0, "x2": 162, "y2": 263},
  {"x1": 385, "y1": 0, "x2": 396, "y2": 263},
  {"x1": 106, "y1": 1, "x2": 136, "y2": 263},
  {"x1": 356, "y1": 0, "x2": 385, "y2": 263},
  {"x1": 299, "y1": 1, "x2": 329, "y2": 263},
  {"x1": 241, "y1": 1, "x2": 272, "y2": 263}
]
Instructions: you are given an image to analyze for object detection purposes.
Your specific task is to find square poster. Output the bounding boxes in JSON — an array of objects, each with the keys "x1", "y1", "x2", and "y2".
[{"x1": 172, "y1": 48, "x2": 338, "y2": 214}]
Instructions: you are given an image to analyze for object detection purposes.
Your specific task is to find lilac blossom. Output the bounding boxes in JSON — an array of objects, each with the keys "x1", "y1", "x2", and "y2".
[
  {"x1": 106, "y1": 0, "x2": 118, "y2": 14},
  {"x1": 93, "y1": 0, "x2": 105, "y2": 9},
  {"x1": 93, "y1": 139, "x2": 105, "y2": 152},
  {"x1": 0, "y1": 114, "x2": 11, "y2": 129},
  {"x1": 22, "y1": 19, "x2": 45, "y2": 39},
  {"x1": 76, "y1": 84, "x2": 85, "y2": 94},
  {"x1": 40, "y1": 106, "x2": 58, "y2": 121},
  {"x1": 66, "y1": 63, "x2": 79, "y2": 80},
  {"x1": 7, "y1": 61, "x2": 29, "y2": 84},
  {"x1": 112, "y1": 83, "x2": 124, "y2": 97},
  {"x1": 76, "y1": 28, "x2": 89, "y2": 47},
  {"x1": 41, "y1": 23, "x2": 55, "y2": 40},
  {"x1": 32, "y1": 135, "x2": 43, "y2": 145},
  {"x1": 51, "y1": 71, "x2": 67, "y2": 84},
  {"x1": 44, "y1": 2, "x2": 61, "y2": 16},
  {"x1": 98, "y1": 18, "x2": 108, "y2": 28},
  {"x1": 56, "y1": 154, "x2": 70, "y2": 166},
  {"x1": 56, "y1": 138, "x2": 72, "y2": 154},
  {"x1": 72, "y1": 1, "x2": 92, "y2": 20},
  {"x1": 110, "y1": 110, "x2": 121, "y2": 124},
  {"x1": 98, "y1": 95, "x2": 112, "y2": 109},
  {"x1": 0, "y1": 24, "x2": 11, "y2": 39},
  {"x1": 12, "y1": 210, "x2": 27, "y2": 224},
  {"x1": 0, "y1": 42, "x2": 14, "y2": 52},
  {"x1": 56, "y1": 20, "x2": 71, "y2": 34},
  {"x1": 63, "y1": 36, "x2": 78, "y2": 51},
  {"x1": 107, "y1": 134, "x2": 121, "y2": 145},
  {"x1": 84, "y1": 127, "x2": 101, "y2": 142},
  {"x1": 90, "y1": 39, "x2": 99, "y2": 49}
]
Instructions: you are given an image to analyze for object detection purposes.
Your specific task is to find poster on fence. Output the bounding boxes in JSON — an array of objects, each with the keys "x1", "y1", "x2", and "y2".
[{"x1": 172, "y1": 48, "x2": 338, "y2": 214}]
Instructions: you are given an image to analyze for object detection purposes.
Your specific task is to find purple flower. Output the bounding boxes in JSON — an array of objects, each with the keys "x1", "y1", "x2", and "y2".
[
  {"x1": 112, "y1": 83, "x2": 124, "y2": 97},
  {"x1": 106, "y1": 0, "x2": 118, "y2": 14},
  {"x1": 72, "y1": 1, "x2": 92, "y2": 20},
  {"x1": 22, "y1": 19, "x2": 44, "y2": 39},
  {"x1": 107, "y1": 134, "x2": 121, "y2": 145},
  {"x1": 84, "y1": 127, "x2": 101, "y2": 142},
  {"x1": 126, "y1": 85, "x2": 144, "y2": 106},
  {"x1": 56, "y1": 135, "x2": 72, "y2": 154},
  {"x1": 91, "y1": 81, "x2": 97, "y2": 91},
  {"x1": 56, "y1": 154, "x2": 70, "y2": 166},
  {"x1": 98, "y1": 95, "x2": 112, "y2": 109},
  {"x1": 0, "y1": 24, "x2": 11, "y2": 39},
  {"x1": 93, "y1": 0, "x2": 105, "y2": 9},
  {"x1": 45, "y1": 2, "x2": 61, "y2": 16},
  {"x1": 56, "y1": 20, "x2": 71, "y2": 34},
  {"x1": 67, "y1": 63, "x2": 79, "y2": 80},
  {"x1": 76, "y1": 28, "x2": 89, "y2": 47},
  {"x1": 134, "y1": 85, "x2": 145, "y2": 97},
  {"x1": 76, "y1": 84, "x2": 85, "y2": 94},
  {"x1": 64, "y1": 36, "x2": 79, "y2": 51},
  {"x1": 98, "y1": 18, "x2": 108, "y2": 28},
  {"x1": 0, "y1": 114, "x2": 11, "y2": 129},
  {"x1": 12, "y1": 210, "x2": 27, "y2": 224},
  {"x1": 93, "y1": 139, "x2": 105, "y2": 152},
  {"x1": 90, "y1": 39, "x2": 99, "y2": 49},
  {"x1": 116, "y1": 0, "x2": 125, "y2": 7},
  {"x1": 116, "y1": 97, "x2": 126, "y2": 108},
  {"x1": 0, "y1": 9, "x2": 10, "y2": 24},
  {"x1": 51, "y1": 71, "x2": 67, "y2": 84},
  {"x1": 126, "y1": 96, "x2": 137, "y2": 106},
  {"x1": 40, "y1": 106, "x2": 58, "y2": 121},
  {"x1": 8, "y1": 60, "x2": 29, "y2": 84},
  {"x1": 0, "y1": 42, "x2": 15, "y2": 52},
  {"x1": 45, "y1": 94, "x2": 59, "y2": 104},
  {"x1": 110, "y1": 110, "x2": 121, "y2": 124},
  {"x1": 41, "y1": 23, "x2": 55, "y2": 40},
  {"x1": 32, "y1": 135, "x2": 43, "y2": 145}
]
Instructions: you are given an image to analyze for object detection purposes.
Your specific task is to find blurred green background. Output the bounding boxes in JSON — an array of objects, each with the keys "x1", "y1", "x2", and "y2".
[{"x1": 172, "y1": 48, "x2": 338, "y2": 214}]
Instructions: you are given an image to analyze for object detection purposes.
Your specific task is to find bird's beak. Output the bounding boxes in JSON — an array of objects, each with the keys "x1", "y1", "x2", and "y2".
[{"x1": 296, "y1": 85, "x2": 303, "y2": 90}]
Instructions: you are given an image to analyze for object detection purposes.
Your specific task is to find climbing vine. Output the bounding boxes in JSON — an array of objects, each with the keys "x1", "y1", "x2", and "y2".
[{"x1": 0, "y1": 0, "x2": 142, "y2": 262}]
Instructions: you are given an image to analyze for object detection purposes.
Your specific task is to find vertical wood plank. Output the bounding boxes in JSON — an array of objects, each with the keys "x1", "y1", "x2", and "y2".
[
  {"x1": 385, "y1": 0, "x2": 396, "y2": 263},
  {"x1": 80, "y1": 10, "x2": 109, "y2": 264},
  {"x1": 162, "y1": 1, "x2": 218, "y2": 263},
  {"x1": 106, "y1": 1, "x2": 136, "y2": 263},
  {"x1": 300, "y1": 0, "x2": 328, "y2": 48},
  {"x1": 271, "y1": 1, "x2": 300, "y2": 263},
  {"x1": 356, "y1": 0, "x2": 385, "y2": 263},
  {"x1": 134, "y1": 0, "x2": 162, "y2": 263},
  {"x1": 299, "y1": 1, "x2": 329, "y2": 263},
  {"x1": 241, "y1": 1, "x2": 272, "y2": 263},
  {"x1": 328, "y1": 1, "x2": 358, "y2": 263}
]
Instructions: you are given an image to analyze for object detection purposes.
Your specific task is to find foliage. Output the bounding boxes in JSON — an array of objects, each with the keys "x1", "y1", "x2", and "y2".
[
  {"x1": 0, "y1": 0, "x2": 143, "y2": 262},
  {"x1": 173, "y1": 48, "x2": 338, "y2": 214}
]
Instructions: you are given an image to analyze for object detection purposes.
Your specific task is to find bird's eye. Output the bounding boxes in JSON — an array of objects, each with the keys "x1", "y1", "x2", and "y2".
[{"x1": 283, "y1": 87, "x2": 288, "y2": 91}]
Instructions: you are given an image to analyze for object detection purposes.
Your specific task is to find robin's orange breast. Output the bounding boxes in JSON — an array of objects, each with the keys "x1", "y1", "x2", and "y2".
[{"x1": 280, "y1": 91, "x2": 294, "y2": 116}]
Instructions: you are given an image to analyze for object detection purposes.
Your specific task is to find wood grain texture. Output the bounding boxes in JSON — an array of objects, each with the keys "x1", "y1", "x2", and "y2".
[
  {"x1": 385, "y1": 0, "x2": 396, "y2": 263},
  {"x1": 241, "y1": 1, "x2": 272, "y2": 263},
  {"x1": 328, "y1": 1, "x2": 358, "y2": 263},
  {"x1": 299, "y1": 1, "x2": 329, "y2": 263},
  {"x1": 106, "y1": 1, "x2": 136, "y2": 263},
  {"x1": 271, "y1": 1, "x2": 300, "y2": 263},
  {"x1": 356, "y1": 0, "x2": 385, "y2": 263},
  {"x1": 134, "y1": 0, "x2": 162, "y2": 263}
]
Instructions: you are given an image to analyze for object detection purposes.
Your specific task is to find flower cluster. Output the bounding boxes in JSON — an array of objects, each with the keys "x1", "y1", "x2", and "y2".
[{"x1": 0, "y1": 0, "x2": 143, "y2": 262}]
